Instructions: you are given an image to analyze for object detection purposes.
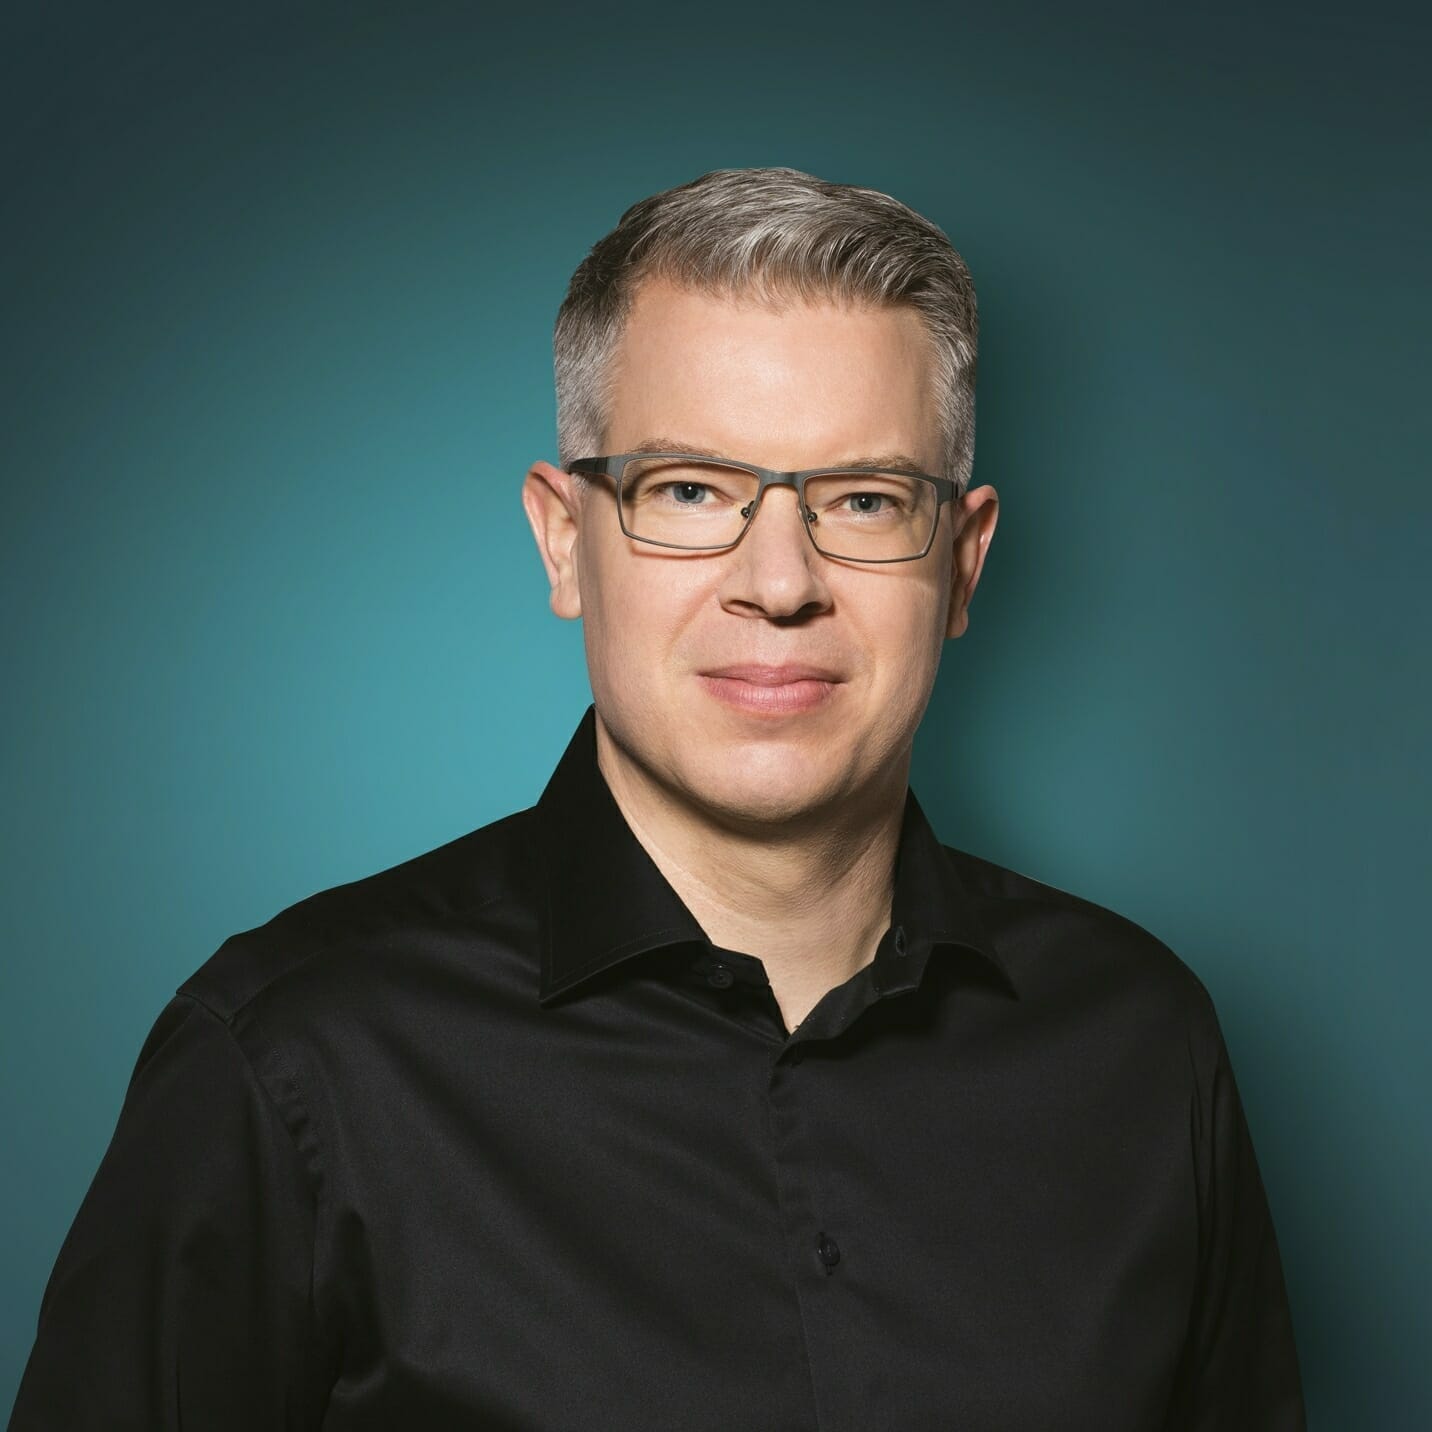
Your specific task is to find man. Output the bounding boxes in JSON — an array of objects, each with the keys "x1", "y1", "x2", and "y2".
[{"x1": 10, "y1": 167, "x2": 1306, "y2": 1429}]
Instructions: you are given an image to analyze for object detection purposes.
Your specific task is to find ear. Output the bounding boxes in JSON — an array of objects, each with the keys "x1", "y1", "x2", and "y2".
[
  {"x1": 521, "y1": 460, "x2": 585, "y2": 620},
  {"x1": 945, "y1": 483, "x2": 999, "y2": 639}
]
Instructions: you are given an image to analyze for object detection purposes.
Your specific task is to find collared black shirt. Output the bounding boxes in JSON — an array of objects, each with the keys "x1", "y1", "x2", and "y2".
[{"x1": 10, "y1": 704, "x2": 1306, "y2": 1431}]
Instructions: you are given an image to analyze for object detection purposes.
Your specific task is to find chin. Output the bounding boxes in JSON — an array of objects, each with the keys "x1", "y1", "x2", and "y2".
[{"x1": 683, "y1": 752, "x2": 844, "y2": 826}]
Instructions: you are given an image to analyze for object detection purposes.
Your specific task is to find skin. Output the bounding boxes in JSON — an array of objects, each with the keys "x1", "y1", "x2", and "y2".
[{"x1": 523, "y1": 277, "x2": 998, "y2": 1034}]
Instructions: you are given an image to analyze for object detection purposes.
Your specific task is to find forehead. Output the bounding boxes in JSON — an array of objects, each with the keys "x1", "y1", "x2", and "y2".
[{"x1": 605, "y1": 278, "x2": 941, "y2": 469}]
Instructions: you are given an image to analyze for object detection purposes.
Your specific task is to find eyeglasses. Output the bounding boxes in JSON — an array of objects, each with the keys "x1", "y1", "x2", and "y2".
[{"x1": 567, "y1": 451, "x2": 958, "y2": 563}]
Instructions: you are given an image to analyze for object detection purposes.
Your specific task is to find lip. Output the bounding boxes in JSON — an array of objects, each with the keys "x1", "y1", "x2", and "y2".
[
  {"x1": 696, "y1": 664, "x2": 844, "y2": 716},
  {"x1": 699, "y1": 664, "x2": 845, "y2": 685}
]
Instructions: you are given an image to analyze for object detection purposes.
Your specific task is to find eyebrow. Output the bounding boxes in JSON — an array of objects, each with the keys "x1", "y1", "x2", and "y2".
[{"x1": 625, "y1": 437, "x2": 930, "y2": 472}]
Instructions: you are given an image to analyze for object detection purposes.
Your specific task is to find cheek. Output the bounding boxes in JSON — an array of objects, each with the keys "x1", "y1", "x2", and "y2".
[
  {"x1": 582, "y1": 552, "x2": 708, "y2": 680},
  {"x1": 859, "y1": 583, "x2": 947, "y2": 676}
]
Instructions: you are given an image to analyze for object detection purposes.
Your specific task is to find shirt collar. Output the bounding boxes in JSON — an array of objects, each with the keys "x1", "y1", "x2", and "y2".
[{"x1": 534, "y1": 704, "x2": 1017, "y2": 1006}]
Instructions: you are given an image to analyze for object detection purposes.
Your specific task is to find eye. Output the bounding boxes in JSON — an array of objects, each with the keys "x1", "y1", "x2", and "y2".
[
  {"x1": 846, "y1": 492, "x2": 889, "y2": 514},
  {"x1": 661, "y1": 482, "x2": 710, "y2": 505}
]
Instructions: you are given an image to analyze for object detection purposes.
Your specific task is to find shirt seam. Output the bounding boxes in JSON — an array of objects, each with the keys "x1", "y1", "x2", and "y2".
[
  {"x1": 173, "y1": 990, "x2": 324, "y2": 1206},
  {"x1": 169, "y1": 990, "x2": 334, "y2": 1398},
  {"x1": 192, "y1": 888, "x2": 511, "y2": 1021}
]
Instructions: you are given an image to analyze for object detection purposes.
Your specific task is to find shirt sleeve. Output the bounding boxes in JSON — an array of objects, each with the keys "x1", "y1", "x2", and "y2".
[
  {"x1": 8, "y1": 993, "x2": 334, "y2": 1430},
  {"x1": 1170, "y1": 979, "x2": 1308, "y2": 1430}
]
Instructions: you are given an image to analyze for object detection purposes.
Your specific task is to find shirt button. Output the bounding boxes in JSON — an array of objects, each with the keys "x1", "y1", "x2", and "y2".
[
  {"x1": 893, "y1": 925, "x2": 907, "y2": 957},
  {"x1": 706, "y1": 963, "x2": 734, "y2": 989},
  {"x1": 817, "y1": 1233, "x2": 841, "y2": 1270}
]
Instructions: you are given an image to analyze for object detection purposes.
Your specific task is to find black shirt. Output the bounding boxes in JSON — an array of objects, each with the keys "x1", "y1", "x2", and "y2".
[{"x1": 10, "y1": 703, "x2": 1306, "y2": 1430}]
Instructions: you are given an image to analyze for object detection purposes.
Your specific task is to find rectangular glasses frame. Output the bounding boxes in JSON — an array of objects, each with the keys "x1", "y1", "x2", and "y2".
[{"x1": 567, "y1": 452, "x2": 959, "y2": 563}]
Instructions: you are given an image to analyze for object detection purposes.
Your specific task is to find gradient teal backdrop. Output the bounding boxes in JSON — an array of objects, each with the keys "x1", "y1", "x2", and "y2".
[{"x1": 3, "y1": 1, "x2": 1428, "y2": 1423}]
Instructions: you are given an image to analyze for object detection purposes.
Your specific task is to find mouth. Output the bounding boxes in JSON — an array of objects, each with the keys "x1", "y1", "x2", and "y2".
[{"x1": 696, "y1": 665, "x2": 844, "y2": 716}]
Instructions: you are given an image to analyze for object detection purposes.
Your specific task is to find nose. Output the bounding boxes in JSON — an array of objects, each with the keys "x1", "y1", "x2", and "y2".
[{"x1": 717, "y1": 482, "x2": 831, "y2": 619}]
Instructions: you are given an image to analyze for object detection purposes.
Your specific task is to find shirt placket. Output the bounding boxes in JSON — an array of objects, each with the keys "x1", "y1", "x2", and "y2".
[{"x1": 762, "y1": 923, "x2": 921, "y2": 1432}]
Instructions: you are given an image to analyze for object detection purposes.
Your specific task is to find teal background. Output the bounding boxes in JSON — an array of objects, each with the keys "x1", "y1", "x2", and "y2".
[{"x1": 3, "y1": 1, "x2": 1427, "y2": 1422}]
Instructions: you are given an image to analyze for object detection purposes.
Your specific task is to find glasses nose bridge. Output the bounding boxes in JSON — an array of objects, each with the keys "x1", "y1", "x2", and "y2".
[{"x1": 741, "y1": 468, "x2": 811, "y2": 531}]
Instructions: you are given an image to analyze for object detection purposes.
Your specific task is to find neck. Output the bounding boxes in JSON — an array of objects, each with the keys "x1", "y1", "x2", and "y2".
[{"x1": 594, "y1": 715, "x2": 910, "y2": 1033}]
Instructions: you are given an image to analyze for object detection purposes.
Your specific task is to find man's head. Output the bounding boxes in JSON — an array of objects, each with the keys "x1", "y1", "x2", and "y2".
[{"x1": 524, "y1": 167, "x2": 998, "y2": 835}]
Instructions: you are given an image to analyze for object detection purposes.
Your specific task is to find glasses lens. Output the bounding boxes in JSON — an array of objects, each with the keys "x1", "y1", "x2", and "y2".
[
  {"x1": 803, "y1": 472, "x2": 938, "y2": 560},
  {"x1": 620, "y1": 458, "x2": 759, "y2": 548}
]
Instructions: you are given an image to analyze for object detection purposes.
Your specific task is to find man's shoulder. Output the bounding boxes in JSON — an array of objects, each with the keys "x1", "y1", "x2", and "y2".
[
  {"x1": 941, "y1": 842, "x2": 1213, "y2": 1013},
  {"x1": 178, "y1": 804, "x2": 539, "y2": 1024}
]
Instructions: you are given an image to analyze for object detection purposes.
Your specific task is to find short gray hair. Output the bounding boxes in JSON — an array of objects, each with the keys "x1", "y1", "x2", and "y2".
[{"x1": 553, "y1": 166, "x2": 978, "y2": 493}]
